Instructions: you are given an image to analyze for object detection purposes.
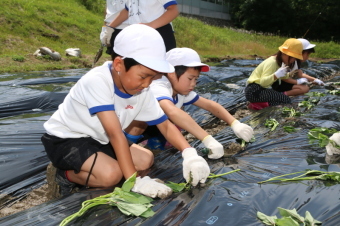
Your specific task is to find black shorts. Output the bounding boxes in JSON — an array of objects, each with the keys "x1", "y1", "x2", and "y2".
[
  {"x1": 272, "y1": 80, "x2": 294, "y2": 92},
  {"x1": 156, "y1": 23, "x2": 176, "y2": 52},
  {"x1": 41, "y1": 133, "x2": 116, "y2": 173}
]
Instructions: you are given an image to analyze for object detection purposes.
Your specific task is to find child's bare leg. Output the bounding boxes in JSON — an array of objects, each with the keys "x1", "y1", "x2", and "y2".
[
  {"x1": 68, "y1": 152, "x2": 123, "y2": 188},
  {"x1": 125, "y1": 120, "x2": 148, "y2": 136},
  {"x1": 286, "y1": 84, "x2": 309, "y2": 96}
]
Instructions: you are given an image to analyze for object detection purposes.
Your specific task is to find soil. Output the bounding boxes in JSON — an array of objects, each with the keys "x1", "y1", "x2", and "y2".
[{"x1": 0, "y1": 106, "x2": 252, "y2": 219}]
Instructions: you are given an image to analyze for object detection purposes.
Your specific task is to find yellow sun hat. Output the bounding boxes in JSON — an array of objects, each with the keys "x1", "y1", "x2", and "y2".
[{"x1": 278, "y1": 38, "x2": 303, "y2": 60}]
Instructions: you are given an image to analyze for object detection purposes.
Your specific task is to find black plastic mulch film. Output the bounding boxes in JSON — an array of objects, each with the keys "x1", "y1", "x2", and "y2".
[{"x1": 0, "y1": 61, "x2": 339, "y2": 225}]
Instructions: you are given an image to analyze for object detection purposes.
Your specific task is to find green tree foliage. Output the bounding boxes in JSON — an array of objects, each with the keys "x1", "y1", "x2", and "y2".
[{"x1": 230, "y1": 0, "x2": 340, "y2": 41}]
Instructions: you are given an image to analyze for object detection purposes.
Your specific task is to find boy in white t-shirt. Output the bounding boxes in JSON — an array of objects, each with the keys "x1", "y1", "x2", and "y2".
[
  {"x1": 124, "y1": 48, "x2": 254, "y2": 159},
  {"x1": 41, "y1": 25, "x2": 209, "y2": 198},
  {"x1": 102, "y1": 0, "x2": 179, "y2": 52}
]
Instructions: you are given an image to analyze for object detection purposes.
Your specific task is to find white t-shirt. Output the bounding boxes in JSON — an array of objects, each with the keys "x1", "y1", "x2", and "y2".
[
  {"x1": 105, "y1": 0, "x2": 129, "y2": 29},
  {"x1": 44, "y1": 62, "x2": 167, "y2": 144},
  {"x1": 125, "y1": 0, "x2": 177, "y2": 24},
  {"x1": 150, "y1": 76, "x2": 199, "y2": 108}
]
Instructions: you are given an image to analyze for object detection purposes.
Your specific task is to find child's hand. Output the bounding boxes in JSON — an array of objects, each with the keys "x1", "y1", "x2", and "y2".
[
  {"x1": 132, "y1": 176, "x2": 173, "y2": 199},
  {"x1": 231, "y1": 120, "x2": 254, "y2": 142},
  {"x1": 202, "y1": 135, "x2": 224, "y2": 159},
  {"x1": 326, "y1": 132, "x2": 340, "y2": 155},
  {"x1": 313, "y1": 78, "x2": 325, "y2": 86},
  {"x1": 297, "y1": 78, "x2": 308, "y2": 85},
  {"x1": 182, "y1": 148, "x2": 210, "y2": 186},
  {"x1": 275, "y1": 65, "x2": 289, "y2": 78}
]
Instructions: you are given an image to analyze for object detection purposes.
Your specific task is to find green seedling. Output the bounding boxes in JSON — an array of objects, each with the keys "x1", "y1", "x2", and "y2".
[
  {"x1": 298, "y1": 100, "x2": 314, "y2": 110},
  {"x1": 166, "y1": 169, "x2": 241, "y2": 192},
  {"x1": 257, "y1": 207, "x2": 322, "y2": 226},
  {"x1": 258, "y1": 169, "x2": 340, "y2": 184},
  {"x1": 327, "y1": 89, "x2": 340, "y2": 95},
  {"x1": 281, "y1": 107, "x2": 302, "y2": 117},
  {"x1": 308, "y1": 127, "x2": 340, "y2": 148},
  {"x1": 265, "y1": 118, "x2": 279, "y2": 131},
  {"x1": 60, "y1": 172, "x2": 155, "y2": 226},
  {"x1": 305, "y1": 92, "x2": 326, "y2": 97},
  {"x1": 239, "y1": 137, "x2": 256, "y2": 148},
  {"x1": 283, "y1": 126, "x2": 297, "y2": 133}
]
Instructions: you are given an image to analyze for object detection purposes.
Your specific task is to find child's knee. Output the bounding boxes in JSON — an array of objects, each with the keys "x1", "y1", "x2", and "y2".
[
  {"x1": 136, "y1": 150, "x2": 154, "y2": 171},
  {"x1": 98, "y1": 170, "x2": 123, "y2": 187},
  {"x1": 303, "y1": 85, "x2": 310, "y2": 93}
]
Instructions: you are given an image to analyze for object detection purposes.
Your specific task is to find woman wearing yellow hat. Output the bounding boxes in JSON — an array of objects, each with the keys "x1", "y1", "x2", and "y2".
[{"x1": 245, "y1": 38, "x2": 304, "y2": 110}]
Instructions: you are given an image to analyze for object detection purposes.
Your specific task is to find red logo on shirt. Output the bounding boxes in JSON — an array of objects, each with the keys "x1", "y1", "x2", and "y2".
[{"x1": 125, "y1": 105, "x2": 134, "y2": 109}]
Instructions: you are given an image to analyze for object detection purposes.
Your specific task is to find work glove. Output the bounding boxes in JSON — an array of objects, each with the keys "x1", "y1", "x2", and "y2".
[
  {"x1": 182, "y1": 148, "x2": 210, "y2": 186},
  {"x1": 325, "y1": 132, "x2": 340, "y2": 155},
  {"x1": 231, "y1": 120, "x2": 254, "y2": 142},
  {"x1": 100, "y1": 26, "x2": 115, "y2": 46},
  {"x1": 274, "y1": 64, "x2": 289, "y2": 78},
  {"x1": 297, "y1": 78, "x2": 308, "y2": 85},
  {"x1": 132, "y1": 176, "x2": 172, "y2": 199},
  {"x1": 202, "y1": 135, "x2": 224, "y2": 159},
  {"x1": 313, "y1": 78, "x2": 325, "y2": 86}
]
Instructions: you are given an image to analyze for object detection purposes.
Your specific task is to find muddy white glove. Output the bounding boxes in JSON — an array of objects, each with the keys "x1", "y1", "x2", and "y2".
[
  {"x1": 101, "y1": 26, "x2": 115, "y2": 46},
  {"x1": 202, "y1": 135, "x2": 224, "y2": 159},
  {"x1": 275, "y1": 65, "x2": 289, "y2": 78},
  {"x1": 231, "y1": 120, "x2": 254, "y2": 142},
  {"x1": 325, "y1": 132, "x2": 340, "y2": 155},
  {"x1": 313, "y1": 78, "x2": 324, "y2": 86},
  {"x1": 132, "y1": 176, "x2": 172, "y2": 199},
  {"x1": 182, "y1": 148, "x2": 210, "y2": 186}
]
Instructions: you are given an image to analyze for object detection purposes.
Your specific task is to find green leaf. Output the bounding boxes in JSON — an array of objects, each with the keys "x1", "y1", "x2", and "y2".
[
  {"x1": 257, "y1": 211, "x2": 277, "y2": 225},
  {"x1": 122, "y1": 172, "x2": 137, "y2": 192},
  {"x1": 275, "y1": 216, "x2": 300, "y2": 226},
  {"x1": 114, "y1": 200, "x2": 154, "y2": 217},
  {"x1": 113, "y1": 188, "x2": 153, "y2": 204},
  {"x1": 165, "y1": 181, "x2": 187, "y2": 192},
  {"x1": 304, "y1": 211, "x2": 322, "y2": 226},
  {"x1": 278, "y1": 208, "x2": 304, "y2": 223}
]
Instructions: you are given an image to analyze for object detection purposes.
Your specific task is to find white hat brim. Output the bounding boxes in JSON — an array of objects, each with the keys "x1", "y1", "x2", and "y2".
[
  {"x1": 184, "y1": 62, "x2": 210, "y2": 72},
  {"x1": 134, "y1": 57, "x2": 175, "y2": 73}
]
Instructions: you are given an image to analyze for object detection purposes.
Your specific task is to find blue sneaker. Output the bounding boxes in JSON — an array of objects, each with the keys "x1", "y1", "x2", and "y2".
[
  {"x1": 47, "y1": 163, "x2": 76, "y2": 198},
  {"x1": 147, "y1": 136, "x2": 167, "y2": 150}
]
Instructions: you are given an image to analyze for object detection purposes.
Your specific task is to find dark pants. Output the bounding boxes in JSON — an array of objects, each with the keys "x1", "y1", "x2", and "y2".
[{"x1": 245, "y1": 83, "x2": 291, "y2": 106}]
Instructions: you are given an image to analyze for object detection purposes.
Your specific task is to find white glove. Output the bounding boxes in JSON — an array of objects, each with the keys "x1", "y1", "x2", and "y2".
[
  {"x1": 231, "y1": 120, "x2": 254, "y2": 142},
  {"x1": 275, "y1": 65, "x2": 289, "y2": 78},
  {"x1": 100, "y1": 26, "x2": 115, "y2": 46},
  {"x1": 182, "y1": 148, "x2": 210, "y2": 186},
  {"x1": 325, "y1": 132, "x2": 340, "y2": 155},
  {"x1": 313, "y1": 78, "x2": 325, "y2": 86},
  {"x1": 132, "y1": 176, "x2": 172, "y2": 199},
  {"x1": 297, "y1": 78, "x2": 308, "y2": 85},
  {"x1": 202, "y1": 135, "x2": 224, "y2": 159}
]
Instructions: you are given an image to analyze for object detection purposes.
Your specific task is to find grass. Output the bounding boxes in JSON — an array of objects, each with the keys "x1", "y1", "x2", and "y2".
[{"x1": 0, "y1": 0, "x2": 339, "y2": 73}]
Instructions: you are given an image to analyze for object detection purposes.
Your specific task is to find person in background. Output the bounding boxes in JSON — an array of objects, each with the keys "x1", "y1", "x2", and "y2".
[
  {"x1": 41, "y1": 24, "x2": 210, "y2": 199},
  {"x1": 245, "y1": 38, "x2": 304, "y2": 110},
  {"x1": 123, "y1": 47, "x2": 254, "y2": 158},
  {"x1": 102, "y1": 0, "x2": 179, "y2": 52},
  {"x1": 100, "y1": 0, "x2": 128, "y2": 55},
  {"x1": 271, "y1": 38, "x2": 324, "y2": 94}
]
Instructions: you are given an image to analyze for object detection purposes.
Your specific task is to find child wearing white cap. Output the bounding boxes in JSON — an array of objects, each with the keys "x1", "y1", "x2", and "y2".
[
  {"x1": 102, "y1": 0, "x2": 179, "y2": 52},
  {"x1": 124, "y1": 47, "x2": 254, "y2": 159},
  {"x1": 272, "y1": 38, "x2": 324, "y2": 94},
  {"x1": 41, "y1": 24, "x2": 209, "y2": 199}
]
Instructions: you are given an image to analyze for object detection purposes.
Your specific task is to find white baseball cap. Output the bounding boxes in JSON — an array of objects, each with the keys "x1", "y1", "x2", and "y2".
[
  {"x1": 298, "y1": 38, "x2": 316, "y2": 50},
  {"x1": 114, "y1": 24, "x2": 174, "y2": 73},
  {"x1": 166, "y1": 47, "x2": 210, "y2": 72}
]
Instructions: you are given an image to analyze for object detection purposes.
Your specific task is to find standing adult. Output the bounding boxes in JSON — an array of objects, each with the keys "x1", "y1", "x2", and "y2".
[
  {"x1": 102, "y1": 0, "x2": 179, "y2": 52},
  {"x1": 100, "y1": 0, "x2": 128, "y2": 55}
]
